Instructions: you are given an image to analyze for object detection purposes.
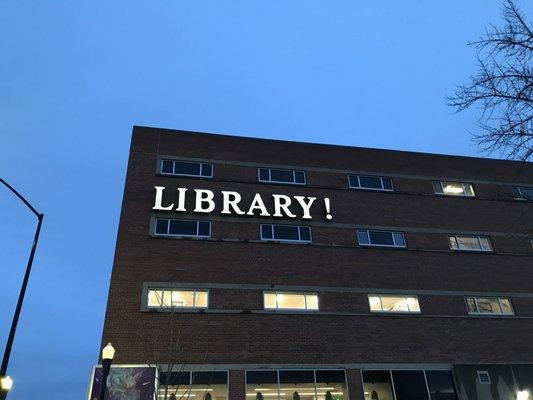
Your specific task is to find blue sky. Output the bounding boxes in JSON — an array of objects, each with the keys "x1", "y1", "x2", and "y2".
[{"x1": 0, "y1": 1, "x2": 528, "y2": 398}]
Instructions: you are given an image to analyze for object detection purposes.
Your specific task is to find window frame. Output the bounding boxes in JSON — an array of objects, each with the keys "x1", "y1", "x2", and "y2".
[
  {"x1": 159, "y1": 159, "x2": 213, "y2": 179},
  {"x1": 347, "y1": 174, "x2": 394, "y2": 192},
  {"x1": 154, "y1": 218, "x2": 212, "y2": 238},
  {"x1": 448, "y1": 234, "x2": 493, "y2": 252},
  {"x1": 357, "y1": 229, "x2": 406, "y2": 248},
  {"x1": 257, "y1": 167, "x2": 306, "y2": 186},
  {"x1": 513, "y1": 186, "x2": 533, "y2": 201},
  {"x1": 432, "y1": 180, "x2": 476, "y2": 197},
  {"x1": 263, "y1": 291, "x2": 319, "y2": 312},
  {"x1": 367, "y1": 294, "x2": 421, "y2": 314},
  {"x1": 260, "y1": 224, "x2": 312, "y2": 243},
  {"x1": 147, "y1": 288, "x2": 210, "y2": 309},
  {"x1": 465, "y1": 296, "x2": 514, "y2": 316}
]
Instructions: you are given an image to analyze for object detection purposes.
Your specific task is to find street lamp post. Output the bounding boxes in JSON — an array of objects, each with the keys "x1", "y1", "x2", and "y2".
[
  {"x1": 0, "y1": 178, "x2": 43, "y2": 400},
  {"x1": 97, "y1": 343, "x2": 115, "y2": 400}
]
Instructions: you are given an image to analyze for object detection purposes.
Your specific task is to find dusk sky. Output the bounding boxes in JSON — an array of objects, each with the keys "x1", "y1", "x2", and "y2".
[{"x1": 0, "y1": 1, "x2": 528, "y2": 399}]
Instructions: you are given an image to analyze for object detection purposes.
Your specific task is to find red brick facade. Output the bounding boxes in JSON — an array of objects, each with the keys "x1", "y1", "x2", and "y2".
[{"x1": 100, "y1": 126, "x2": 533, "y2": 400}]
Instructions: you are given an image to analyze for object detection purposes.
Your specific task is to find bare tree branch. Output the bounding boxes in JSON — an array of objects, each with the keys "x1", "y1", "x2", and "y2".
[{"x1": 447, "y1": 0, "x2": 533, "y2": 160}]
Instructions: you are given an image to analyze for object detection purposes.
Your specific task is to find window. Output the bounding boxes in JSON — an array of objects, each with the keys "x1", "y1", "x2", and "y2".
[
  {"x1": 477, "y1": 371, "x2": 491, "y2": 384},
  {"x1": 363, "y1": 370, "x2": 458, "y2": 400},
  {"x1": 433, "y1": 181, "x2": 475, "y2": 197},
  {"x1": 159, "y1": 371, "x2": 228, "y2": 400},
  {"x1": 264, "y1": 292, "x2": 319, "y2": 311},
  {"x1": 392, "y1": 370, "x2": 430, "y2": 400},
  {"x1": 513, "y1": 186, "x2": 533, "y2": 201},
  {"x1": 246, "y1": 370, "x2": 348, "y2": 400},
  {"x1": 258, "y1": 167, "x2": 306, "y2": 185},
  {"x1": 357, "y1": 229, "x2": 406, "y2": 248},
  {"x1": 160, "y1": 159, "x2": 213, "y2": 178},
  {"x1": 368, "y1": 294, "x2": 421, "y2": 313},
  {"x1": 348, "y1": 175, "x2": 394, "y2": 191},
  {"x1": 261, "y1": 224, "x2": 311, "y2": 243},
  {"x1": 448, "y1": 235, "x2": 492, "y2": 252},
  {"x1": 465, "y1": 297, "x2": 514, "y2": 315},
  {"x1": 147, "y1": 289, "x2": 208, "y2": 308},
  {"x1": 154, "y1": 218, "x2": 211, "y2": 238}
]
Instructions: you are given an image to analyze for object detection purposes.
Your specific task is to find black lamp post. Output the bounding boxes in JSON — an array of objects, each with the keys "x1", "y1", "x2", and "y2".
[
  {"x1": 0, "y1": 178, "x2": 43, "y2": 400},
  {"x1": 98, "y1": 343, "x2": 115, "y2": 400}
]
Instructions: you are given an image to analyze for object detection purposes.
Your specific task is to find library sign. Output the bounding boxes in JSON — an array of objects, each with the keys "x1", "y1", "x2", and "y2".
[{"x1": 153, "y1": 186, "x2": 333, "y2": 221}]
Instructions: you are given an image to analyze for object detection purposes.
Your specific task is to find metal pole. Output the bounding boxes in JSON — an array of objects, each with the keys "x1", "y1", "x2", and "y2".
[
  {"x1": 98, "y1": 359, "x2": 112, "y2": 400},
  {"x1": 0, "y1": 178, "x2": 43, "y2": 400}
]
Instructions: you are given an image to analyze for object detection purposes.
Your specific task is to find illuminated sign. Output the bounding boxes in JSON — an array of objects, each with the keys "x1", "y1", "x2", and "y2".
[{"x1": 153, "y1": 186, "x2": 333, "y2": 220}]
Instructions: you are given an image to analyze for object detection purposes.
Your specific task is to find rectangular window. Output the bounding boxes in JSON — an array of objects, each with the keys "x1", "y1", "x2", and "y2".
[
  {"x1": 258, "y1": 167, "x2": 306, "y2": 185},
  {"x1": 147, "y1": 289, "x2": 208, "y2": 309},
  {"x1": 357, "y1": 229, "x2": 406, "y2": 248},
  {"x1": 154, "y1": 218, "x2": 211, "y2": 238},
  {"x1": 465, "y1": 297, "x2": 514, "y2": 315},
  {"x1": 160, "y1": 159, "x2": 213, "y2": 178},
  {"x1": 368, "y1": 294, "x2": 421, "y2": 313},
  {"x1": 433, "y1": 181, "x2": 475, "y2": 197},
  {"x1": 448, "y1": 235, "x2": 492, "y2": 252},
  {"x1": 160, "y1": 371, "x2": 228, "y2": 400},
  {"x1": 260, "y1": 224, "x2": 312, "y2": 243},
  {"x1": 348, "y1": 175, "x2": 394, "y2": 191},
  {"x1": 246, "y1": 370, "x2": 348, "y2": 400},
  {"x1": 513, "y1": 186, "x2": 533, "y2": 201},
  {"x1": 264, "y1": 291, "x2": 319, "y2": 311}
]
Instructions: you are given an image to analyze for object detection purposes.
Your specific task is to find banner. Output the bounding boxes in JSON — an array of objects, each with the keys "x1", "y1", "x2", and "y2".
[{"x1": 88, "y1": 365, "x2": 157, "y2": 400}]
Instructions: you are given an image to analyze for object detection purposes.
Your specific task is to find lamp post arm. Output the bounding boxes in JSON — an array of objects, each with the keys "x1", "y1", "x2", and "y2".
[{"x1": 0, "y1": 178, "x2": 40, "y2": 218}]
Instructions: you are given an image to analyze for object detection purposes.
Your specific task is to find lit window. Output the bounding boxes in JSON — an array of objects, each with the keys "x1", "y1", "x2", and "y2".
[
  {"x1": 154, "y1": 218, "x2": 211, "y2": 238},
  {"x1": 348, "y1": 175, "x2": 393, "y2": 191},
  {"x1": 264, "y1": 291, "x2": 319, "y2": 311},
  {"x1": 258, "y1": 168, "x2": 306, "y2": 185},
  {"x1": 147, "y1": 289, "x2": 208, "y2": 308},
  {"x1": 159, "y1": 371, "x2": 228, "y2": 400},
  {"x1": 448, "y1": 235, "x2": 492, "y2": 252},
  {"x1": 513, "y1": 186, "x2": 533, "y2": 201},
  {"x1": 433, "y1": 181, "x2": 475, "y2": 197},
  {"x1": 368, "y1": 294, "x2": 421, "y2": 313},
  {"x1": 160, "y1": 159, "x2": 213, "y2": 178},
  {"x1": 466, "y1": 297, "x2": 514, "y2": 315},
  {"x1": 357, "y1": 230, "x2": 406, "y2": 248},
  {"x1": 261, "y1": 224, "x2": 311, "y2": 243}
]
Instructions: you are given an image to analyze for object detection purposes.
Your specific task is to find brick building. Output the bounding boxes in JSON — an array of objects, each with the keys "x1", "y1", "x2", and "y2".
[{"x1": 96, "y1": 126, "x2": 533, "y2": 400}]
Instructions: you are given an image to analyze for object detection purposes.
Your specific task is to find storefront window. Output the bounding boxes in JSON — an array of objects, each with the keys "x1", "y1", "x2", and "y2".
[
  {"x1": 362, "y1": 370, "x2": 395, "y2": 400},
  {"x1": 425, "y1": 370, "x2": 458, "y2": 400},
  {"x1": 391, "y1": 371, "x2": 429, "y2": 400},
  {"x1": 246, "y1": 370, "x2": 347, "y2": 400},
  {"x1": 158, "y1": 371, "x2": 227, "y2": 400}
]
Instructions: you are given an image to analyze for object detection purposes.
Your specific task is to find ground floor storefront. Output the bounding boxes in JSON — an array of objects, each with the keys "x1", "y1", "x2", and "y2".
[{"x1": 88, "y1": 364, "x2": 533, "y2": 400}]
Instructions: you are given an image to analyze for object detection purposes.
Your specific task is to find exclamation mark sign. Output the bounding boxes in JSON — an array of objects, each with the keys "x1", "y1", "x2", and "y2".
[{"x1": 324, "y1": 197, "x2": 333, "y2": 220}]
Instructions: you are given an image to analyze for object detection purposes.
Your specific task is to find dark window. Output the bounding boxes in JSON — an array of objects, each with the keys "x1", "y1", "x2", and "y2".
[
  {"x1": 169, "y1": 220, "x2": 198, "y2": 236},
  {"x1": 348, "y1": 175, "x2": 394, "y2": 191},
  {"x1": 315, "y1": 370, "x2": 346, "y2": 384},
  {"x1": 513, "y1": 186, "x2": 533, "y2": 200},
  {"x1": 160, "y1": 160, "x2": 213, "y2": 178},
  {"x1": 357, "y1": 229, "x2": 406, "y2": 248},
  {"x1": 258, "y1": 168, "x2": 306, "y2": 185},
  {"x1": 160, "y1": 371, "x2": 191, "y2": 386},
  {"x1": 154, "y1": 218, "x2": 211, "y2": 238},
  {"x1": 369, "y1": 231, "x2": 395, "y2": 246},
  {"x1": 155, "y1": 219, "x2": 169, "y2": 235},
  {"x1": 192, "y1": 371, "x2": 228, "y2": 385},
  {"x1": 426, "y1": 370, "x2": 458, "y2": 400},
  {"x1": 261, "y1": 224, "x2": 273, "y2": 239},
  {"x1": 161, "y1": 160, "x2": 174, "y2": 174},
  {"x1": 273, "y1": 225, "x2": 300, "y2": 241},
  {"x1": 261, "y1": 224, "x2": 312, "y2": 242},
  {"x1": 359, "y1": 176, "x2": 383, "y2": 189},
  {"x1": 279, "y1": 370, "x2": 315, "y2": 384},
  {"x1": 392, "y1": 370, "x2": 430, "y2": 400},
  {"x1": 246, "y1": 371, "x2": 278, "y2": 385}
]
